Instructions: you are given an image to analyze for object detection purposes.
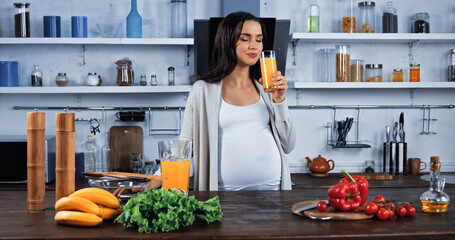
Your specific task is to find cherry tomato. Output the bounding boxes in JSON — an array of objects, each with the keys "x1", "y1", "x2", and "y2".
[
  {"x1": 377, "y1": 207, "x2": 389, "y2": 220},
  {"x1": 365, "y1": 202, "x2": 379, "y2": 215},
  {"x1": 317, "y1": 201, "x2": 328, "y2": 212},
  {"x1": 387, "y1": 202, "x2": 396, "y2": 211},
  {"x1": 396, "y1": 206, "x2": 407, "y2": 217},
  {"x1": 406, "y1": 203, "x2": 414, "y2": 211},
  {"x1": 373, "y1": 195, "x2": 386, "y2": 204},
  {"x1": 406, "y1": 206, "x2": 416, "y2": 216},
  {"x1": 388, "y1": 209, "x2": 394, "y2": 219}
]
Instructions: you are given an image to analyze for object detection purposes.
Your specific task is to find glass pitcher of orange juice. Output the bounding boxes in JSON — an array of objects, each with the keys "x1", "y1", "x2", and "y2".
[
  {"x1": 260, "y1": 50, "x2": 278, "y2": 93},
  {"x1": 159, "y1": 140, "x2": 192, "y2": 195}
]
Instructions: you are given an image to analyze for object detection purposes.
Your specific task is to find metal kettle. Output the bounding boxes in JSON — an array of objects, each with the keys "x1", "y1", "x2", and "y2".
[{"x1": 115, "y1": 57, "x2": 134, "y2": 86}]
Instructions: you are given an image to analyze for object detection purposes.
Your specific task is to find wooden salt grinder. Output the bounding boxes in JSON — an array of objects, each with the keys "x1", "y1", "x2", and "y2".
[
  {"x1": 55, "y1": 113, "x2": 75, "y2": 201},
  {"x1": 27, "y1": 112, "x2": 46, "y2": 211}
]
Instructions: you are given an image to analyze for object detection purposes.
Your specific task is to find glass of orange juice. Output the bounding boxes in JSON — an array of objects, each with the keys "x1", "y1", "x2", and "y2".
[
  {"x1": 158, "y1": 140, "x2": 192, "y2": 195},
  {"x1": 260, "y1": 50, "x2": 278, "y2": 93}
]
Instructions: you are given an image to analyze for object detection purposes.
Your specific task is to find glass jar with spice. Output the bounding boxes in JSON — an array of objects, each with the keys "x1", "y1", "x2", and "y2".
[
  {"x1": 358, "y1": 1, "x2": 375, "y2": 33},
  {"x1": 350, "y1": 59, "x2": 364, "y2": 82},
  {"x1": 341, "y1": 0, "x2": 356, "y2": 33},
  {"x1": 335, "y1": 45, "x2": 350, "y2": 82},
  {"x1": 392, "y1": 68, "x2": 403, "y2": 82},
  {"x1": 448, "y1": 49, "x2": 455, "y2": 82},
  {"x1": 412, "y1": 12, "x2": 430, "y2": 33},
  {"x1": 365, "y1": 64, "x2": 383, "y2": 82},
  {"x1": 14, "y1": 2, "x2": 30, "y2": 38},
  {"x1": 168, "y1": 66, "x2": 175, "y2": 85},
  {"x1": 410, "y1": 64, "x2": 420, "y2": 82},
  {"x1": 382, "y1": 1, "x2": 397, "y2": 33}
]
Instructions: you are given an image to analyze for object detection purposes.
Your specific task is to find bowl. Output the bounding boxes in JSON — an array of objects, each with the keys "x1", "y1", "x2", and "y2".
[{"x1": 86, "y1": 176, "x2": 149, "y2": 194}]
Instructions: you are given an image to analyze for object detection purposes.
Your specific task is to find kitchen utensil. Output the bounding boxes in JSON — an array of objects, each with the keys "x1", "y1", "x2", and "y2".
[
  {"x1": 109, "y1": 126, "x2": 143, "y2": 172},
  {"x1": 292, "y1": 200, "x2": 374, "y2": 220},
  {"x1": 393, "y1": 122, "x2": 398, "y2": 142},
  {"x1": 83, "y1": 171, "x2": 164, "y2": 181},
  {"x1": 383, "y1": 126, "x2": 391, "y2": 173},
  {"x1": 400, "y1": 112, "x2": 405, "y2": 142},
  {"x1": 292, "y1": 200, "x2": 329, "y2": 214},
  {"x1": 306, "y1": 155, "x2": 335, "y2": 174}
]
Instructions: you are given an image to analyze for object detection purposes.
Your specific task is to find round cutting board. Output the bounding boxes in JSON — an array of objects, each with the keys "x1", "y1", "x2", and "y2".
[{"x1": 292, "y1": 200, "x2": 374, "y2": 220}]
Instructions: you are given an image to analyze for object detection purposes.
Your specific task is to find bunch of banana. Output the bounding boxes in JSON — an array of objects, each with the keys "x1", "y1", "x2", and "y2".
[{"x1": 54, "y1": 187, "x2": 122, "y2": 227}]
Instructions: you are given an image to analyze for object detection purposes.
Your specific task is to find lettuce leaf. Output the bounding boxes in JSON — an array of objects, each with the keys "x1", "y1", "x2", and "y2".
[{"x1": 115, "y1": 188, "x2": 222, "y2": 233}]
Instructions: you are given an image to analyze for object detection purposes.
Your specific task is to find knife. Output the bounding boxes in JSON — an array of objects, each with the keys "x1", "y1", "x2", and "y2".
[
  {"x1": 399, "y1": 112, "x2": 405, "y2": 142},
  {"x1": 293, "y1": 200, "x2": 329, "y2": 214},
  {"x1": 393, "y1": 122, "x2": 398, "y2": 142}
]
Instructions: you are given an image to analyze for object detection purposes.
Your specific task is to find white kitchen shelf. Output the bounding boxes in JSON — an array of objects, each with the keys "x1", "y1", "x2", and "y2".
[
  {"x1": 290, "y1": 33, "x2": 455, "y2": 44},
  {"x1": 0, "y1": 38, "x2": 194, "y2": 45},
  {"x1": 289, "y1": 81, "x2": 455, "y2": 89},
  {"x1": 0, "y1": 85, "x2": 192, "y2": 94}
]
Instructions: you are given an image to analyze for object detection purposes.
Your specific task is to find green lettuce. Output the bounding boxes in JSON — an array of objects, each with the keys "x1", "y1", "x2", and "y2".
[{"x1": 115, "y1": 188, "x2": 223, "y2": 233}]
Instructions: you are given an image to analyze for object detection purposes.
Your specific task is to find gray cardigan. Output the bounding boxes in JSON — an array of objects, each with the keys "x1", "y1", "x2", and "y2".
[{"x1": 179, "y1": 80, "x2": 296, "y2": 191}]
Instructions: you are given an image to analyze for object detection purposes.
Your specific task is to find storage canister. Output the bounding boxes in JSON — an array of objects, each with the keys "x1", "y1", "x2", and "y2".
[
  {"x1": 341, "y1": 0, "x2": 356, "y2": 33},
  {"x1": 335, "y1": 45, "x2": 350, "y2": 82},
  {"x1": 317, "y1": 48, "x2": 336, "y2": 82},
  {"x1": 412, "y1": 12, "x2": 430, "y2": 33},
  {"x1": 409, "y1": 64, "x2": 420, "y2": 82},
  {"x1": 0, "y1": 61, "x2": 19, "y2": 86},
  {"x1": 365, "y1": 64, "x2": 382, "y2": 82},
  {"x1": 170, "y1": 0, "x2": 187, "y2": 38},
  {"x1": 358, "y1": 1, "x2": 375, "y2": 33},
  {"x1": 392, "y1": 68, "x2": 403, "y2": 82},
  {"x1": 14, "y1": 2, "x2": 30, "y2": 38},
  {"x1": 382, "y1": 1, "x2": 397, "y2": 33},
  {"x1": 350, "y1": 59, "x2": 364, "y2": 82},
  {"x1": 449, "y1": 49, "x2": 455, "y2": 82}
]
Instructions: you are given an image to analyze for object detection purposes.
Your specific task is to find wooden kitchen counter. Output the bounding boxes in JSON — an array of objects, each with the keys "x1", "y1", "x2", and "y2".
[{"x1": 0, "y1": 187, "x2": 454, "y2": 239}]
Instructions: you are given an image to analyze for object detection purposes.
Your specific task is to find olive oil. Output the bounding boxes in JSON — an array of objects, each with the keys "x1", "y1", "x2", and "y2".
[
  {"x1": 421, "y1": 200, "x2": 449, "y2": 213},
  {"x1": 419, "y1": 156, "x2": 450, "y2": 213}
]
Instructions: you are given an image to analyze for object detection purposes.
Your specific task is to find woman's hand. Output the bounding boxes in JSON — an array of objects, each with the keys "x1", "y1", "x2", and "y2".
[{"x1": 259, "y1": 71, "x2": 288, "y2": 103}]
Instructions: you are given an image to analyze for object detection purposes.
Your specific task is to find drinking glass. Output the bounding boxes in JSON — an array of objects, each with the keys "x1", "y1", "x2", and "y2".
[
  {"x1": 159, "y1": 140, "x2": 192, "y2": 194},
  {"x1": 260, "y1": 50, "x2": 277, "y2": 93}
]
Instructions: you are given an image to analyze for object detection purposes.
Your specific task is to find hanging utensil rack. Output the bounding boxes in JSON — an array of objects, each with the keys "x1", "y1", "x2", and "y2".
[{"x1": 13, "y1": 105, "x2": 185, "y2": 136}]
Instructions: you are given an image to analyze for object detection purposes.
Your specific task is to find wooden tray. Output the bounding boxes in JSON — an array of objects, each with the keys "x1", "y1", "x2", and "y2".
[
  {"x1": 109, "y1": 126, "x2": 143, "y2": 172},
  {"x1": 341, "y1": 173, "x2": 394, "y2": 181},
  {"x1": 292, "y1": 200, "x2": 374, "y2": 220}
]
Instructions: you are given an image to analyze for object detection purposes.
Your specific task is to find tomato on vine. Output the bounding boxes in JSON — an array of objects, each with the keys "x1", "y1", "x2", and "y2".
[
  {"x1": 377, "y1": 207, "x2": 389, "y2": 220},
  {"x1": 365, "y1": 202, "x2": 379, "y2": 215},
  {"x1": 317, "y1": 201, "x2": 328, "y2": 212}
]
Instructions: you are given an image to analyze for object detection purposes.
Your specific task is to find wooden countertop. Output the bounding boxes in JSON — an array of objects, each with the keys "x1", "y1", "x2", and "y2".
[{"x1": 0, "y1": 187, "x2": 454, "y2": 239}]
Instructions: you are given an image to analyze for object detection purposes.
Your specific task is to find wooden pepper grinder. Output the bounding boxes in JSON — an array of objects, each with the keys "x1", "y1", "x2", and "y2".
[
  {"x1": 27, "y1": 112, "x2": 46, "y2": 211},
  {"x1": 55, "y1": 113, "x2": 75, "y2": 201}
]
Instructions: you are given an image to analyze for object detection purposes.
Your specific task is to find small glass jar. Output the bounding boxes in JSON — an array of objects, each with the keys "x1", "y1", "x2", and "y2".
[
  {"x1": 130, "y1": 153, "x2": 143, "y2": 174},
  {"x1": 382, "y1": 1, "x2": 397, "y2": 33},
  {"x1": 412, "y1": 12, "x2": 430, "y2": 33},
  {"x1": 55, "y1": 73, "x2": 69, "y2": 86},
  {"x1": 139, "y1": 74, "x2": 147, "y2": 86},
  {"x1": 365, "y1": 160, "x2": 375, "y2": 173},
  {"x1": 86, "y1": 72, "x2": 98, "y2": 86},
  {"x1": 410, "y1": 64, "x2": 420, "y2": 82},
  {"x1": 14, "y1": 2, "x2": 30, "y2": 38},
  {"x1": 144, "y1": 161, "x2": 159, "y2": 175},
  {"x1": 365, "y1": 64, "x2": 383, "y2": 82},
  {"x1": 448, "y1": 49, "x2": 455, "y2": 82},
  {"x1": 358, "y1": 1, "x2": 375, "y2": 33},
  {"x1": 341, "y1": 0, "x2": 356, "y2": 33},
  {"x1": 335, "y1": 45, "x2": 351, "y2": 82},
  {"x1": 350, "y1": 59, "x2": 364, "y2": 82},
  {"x1": 168, "y1": 66, "x2": 175, "y2": 85},
  {"x1": 392, "y1": 68, "x2": 403, "y2": 82},
  {"x1": 150, "y1": 74, "x2": 158, "y2": 86},
  {"x1": 31, "y1": 65, "x2": 43, "y2": 87}
]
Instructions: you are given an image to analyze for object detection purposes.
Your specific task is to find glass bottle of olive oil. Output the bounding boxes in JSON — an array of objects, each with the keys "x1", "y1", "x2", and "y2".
[
  {"x1": 420, "y1": 156, "x2": 450, "y2": 213},
  {"x1": 308, "y1": 0, "x2": 320, "y2": 33}
]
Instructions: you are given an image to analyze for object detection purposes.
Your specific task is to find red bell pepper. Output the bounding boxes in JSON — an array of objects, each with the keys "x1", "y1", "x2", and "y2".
[
  {"x1": 328, "y1": 182, "x2": 361, "y2": 211},
  {"x1": 339, "y1": 170, "x2": 369, "y2": 206}
]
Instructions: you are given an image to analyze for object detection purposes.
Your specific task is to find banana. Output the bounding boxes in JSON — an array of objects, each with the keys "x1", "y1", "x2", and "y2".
[
  {"x1": 69, "y1": 187, "x2": 120, "y2": 209},
  {"x1": 54, "y1": 210, "x2": 102, "y2": 227},
  {"x1": 98, "y1": 205, "x2": 123, "y2": 220},
  {"x1": 55, "y1": 196, "x2": 101, "y2": 217}
]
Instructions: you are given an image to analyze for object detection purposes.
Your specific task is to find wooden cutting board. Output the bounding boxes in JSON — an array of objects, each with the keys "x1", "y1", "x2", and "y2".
[
  {"x1": 292, "y1": 200, "x2": 374, "y2": 220},
  {"x1": 109, "y1": 126, "x2": 143, "y2": 172},
  {"x1": 341, "y1": 173, "x2": 394, "y2": 181}
]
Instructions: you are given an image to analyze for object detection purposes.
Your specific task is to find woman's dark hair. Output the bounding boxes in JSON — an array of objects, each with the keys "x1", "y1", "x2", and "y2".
[{"x1": 198, "y1": 11, "x2": 267, "y2": 83}]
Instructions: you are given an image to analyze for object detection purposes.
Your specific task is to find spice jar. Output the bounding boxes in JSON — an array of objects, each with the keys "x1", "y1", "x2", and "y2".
[
  {"x1": 350, "y1": 59, "x2": 364, "y2": 82},
  {"x1": 139, "y1": 74, "x2": 147, "y2": 86},
  {"x1": 14, "y1": 2, "x2": 30, "y2": 38},
  {"x1": 392, "y1": 68, "x2": 403, "y2": 82},
  {"x1": 448, "y1": 49, "x2": 455, "y2": 82},
  {"x1": 341, "y1": 0, "x2": 356, "y2": 33},
  {"x1": 410, "y1": 64, "x2": 420, "y2": 82},
  {"x1": 335, "y1": 45, "x2": 350, "y2": 82},
  {"x1": 31, "y1": 65, "x2": 43, "y2": 87},
  {"x1": 365, "y1": 64, "x2": 383, "y2": 82},
  {"x1": 55, "y1": 73, "x2": 69, "y2": 86},
  {"x1": 382, "y1": 1, "x2": 397, "y2": 33},
  {"x1": 150, "y1": 74, "x2": 158, "y2": 86},
  {"x1": 412, "y1": 12, "x2": 430, "y2": 33},
  {"x1": 358, "y1": 1, "x2": 375, "y2": 33},
  {"x1": 168, "y1": 66, "x2": 175, "y2": 85},
  {"x1": 86, "y1": 72, "x2": 98, "y2": 86},
  {"x1": 115, "y1": 58, "x2": 134, "y2": 86}
]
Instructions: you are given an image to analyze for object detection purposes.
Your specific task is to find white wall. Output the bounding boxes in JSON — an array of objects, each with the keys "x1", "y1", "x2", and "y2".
[{"x1": 1, "y1": 0, "x2": 454, "y2": 174}]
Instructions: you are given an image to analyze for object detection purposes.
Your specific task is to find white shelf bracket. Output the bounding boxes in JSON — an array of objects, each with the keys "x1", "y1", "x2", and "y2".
[{"x1": 185, "y1": 45, "x2": 191, "y2": 66}]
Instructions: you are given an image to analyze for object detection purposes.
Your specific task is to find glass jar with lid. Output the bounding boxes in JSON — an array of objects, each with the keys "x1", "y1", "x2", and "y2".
[
  {"x1": 358, "y1": 1, "x2": 375, "y2": 33},
  {"x1": 382, "y1": 1, "x2": 397, "y2": 33},
  {"x1": 412, "y1": 12, "x2": 430, "y2": 33},
  {"x1": 170, "y1": 0, "x2": 187, "y2": 38},
  {"x1": 350, "y1": 59, "x2": 364, "y2": 82},
  {"x1": 449, "y1": 49, "x2": 455, "y2": 82},
  {"x1": 14, "y1": 2, "x2": 30, "y2": 38},
  {"x1": 168, "y1": 66, "x2": 175, "y2": 85},
  {"x1": 410, "y1": 64, "x2": 420, "y2": 82},
  {"x1": 341, "y1": 0, "x2": 356, "y2": 33},
  {"x1": 317, "y1": 48, "x2": 336, "y2": 82},
  {"x1": 392, "y1": 68, "x2": 403, "y2": 82},
  {"x1": 335, "y1": 45, "x2": 351, "y2": 82},
  {"x1": 55, "y1": 73, "x2": 69, "y2": 86},
  {"x1": 115, "y1": 58, "x2": 134, "y2": 86},
  {"x1": 365, "y1": 64, "x2": 383, "y2": 82},
  {"x1": 139, "y1": 74, "x2": 147, "y2": 86}
]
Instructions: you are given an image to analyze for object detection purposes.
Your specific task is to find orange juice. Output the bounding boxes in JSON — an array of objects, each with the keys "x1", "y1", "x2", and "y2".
[
  {"x1": 260, "y1": 53, "x2": 277, "y2": 93},
  {"x1": 161, "y1": 158, "x2": 191, "y2": 194}
]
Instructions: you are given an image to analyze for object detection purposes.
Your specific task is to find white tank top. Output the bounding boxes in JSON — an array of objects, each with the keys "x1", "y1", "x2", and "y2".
[{"x1": 218, "y1": 97, "x2": 281, "y2": 191}]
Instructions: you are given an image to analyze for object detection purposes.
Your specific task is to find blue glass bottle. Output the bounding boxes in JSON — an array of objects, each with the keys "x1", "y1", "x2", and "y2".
[{"x1": 126, "y1": 0, "x2": 142, "y2": 38}]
